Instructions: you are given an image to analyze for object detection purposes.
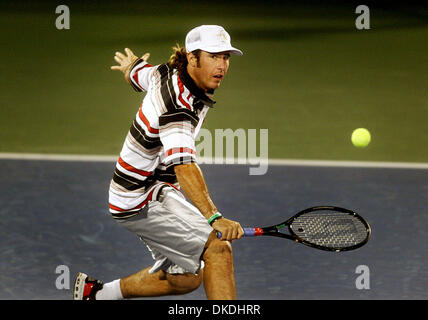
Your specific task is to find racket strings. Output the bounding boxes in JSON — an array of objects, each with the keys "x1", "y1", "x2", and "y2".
[{"x1": 290, "y1": 212, "x2": 368, "y2": 248}]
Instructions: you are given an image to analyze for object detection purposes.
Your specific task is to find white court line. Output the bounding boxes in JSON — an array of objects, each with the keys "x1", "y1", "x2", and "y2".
[
  {"x1": 266, "y1": 158, "x2": 428, "y2": 169},
  {"x1": 1, "y1": 152, "x2": 428, "y2": 169},
  {"x1": 0, "y1": 153, "x2": 117, "y2": 162}
]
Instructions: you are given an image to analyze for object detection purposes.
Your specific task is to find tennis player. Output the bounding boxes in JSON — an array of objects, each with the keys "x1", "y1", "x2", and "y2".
[{"x1": 73, "y1": 25, "x2": 244, "y2": 300}]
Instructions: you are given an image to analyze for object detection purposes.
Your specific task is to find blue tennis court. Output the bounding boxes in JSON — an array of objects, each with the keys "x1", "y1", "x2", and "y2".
[{"x1": 1, "y1": 159, "x2": 427, "y2": 299}]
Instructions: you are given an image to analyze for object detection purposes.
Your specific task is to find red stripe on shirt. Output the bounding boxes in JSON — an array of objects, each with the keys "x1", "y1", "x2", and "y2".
[
  {"x1": 138, "y1": 105, "x2": 159, "y2": 134},
  {"x1": 109, "y1": 189, "x2": 155, "y2": 212},
  {"x1": 163, "y1": 182, "x2": 181, "y2": 192},
  {"x1": 118, "y1": 156, "x2": 152, "y2": 177},
  {"x1": 177, "y1": 75, "x2": 192, "y2": 110},
  {"x1": 164, "y1": 147, "x2": 196, "y2": 157},
  {"x1": 132, "y1": 63, "x2": 152, "y2": 89}
]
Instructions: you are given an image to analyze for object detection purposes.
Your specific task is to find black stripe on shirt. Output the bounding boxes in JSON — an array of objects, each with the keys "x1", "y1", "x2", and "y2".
[
  {"x1": 158, "y1": 64, "x2": 179, "y2": 112},
  {"x1": 164, "y1": 155, "x2": 196, "y2": 168},
  {"x1": 129, "y1": 58, "x2": 145, "y2": 92},
  {"x1": 114, "y1": 166, "x2": 177, "y2": 191},
  {"x1": 130, "y1": 119, "x2": 162, "y2": 149},
  {"x1": 152, "y1": 166, "x2": 178, "y2": 184},
  {"x1": 113, "y1": 168, "x2": 153, "y2": 191},
  {"x1": 159, "y1": 108, "x2": 199, "y2": 128}
]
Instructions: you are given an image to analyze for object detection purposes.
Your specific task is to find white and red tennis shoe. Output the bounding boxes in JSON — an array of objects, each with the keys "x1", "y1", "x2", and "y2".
[{"x1": 73, "y1": 272, "x2": 104, "y2": 300}]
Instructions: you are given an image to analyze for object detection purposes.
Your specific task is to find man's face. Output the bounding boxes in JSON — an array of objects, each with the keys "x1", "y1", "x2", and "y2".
[{"x1": 187, "y1": 51, "x2": 230, "y2": 92}]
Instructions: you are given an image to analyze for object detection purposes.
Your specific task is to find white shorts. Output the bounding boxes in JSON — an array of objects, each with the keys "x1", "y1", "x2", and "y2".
[{"x1": 116, "y1": 187, "x2": 213, "y2": 275}]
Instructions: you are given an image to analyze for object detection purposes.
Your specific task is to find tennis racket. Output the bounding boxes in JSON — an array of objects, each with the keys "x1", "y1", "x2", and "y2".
[{"x1": 217, "y1": 206, "x2": 371, "y2": 252}]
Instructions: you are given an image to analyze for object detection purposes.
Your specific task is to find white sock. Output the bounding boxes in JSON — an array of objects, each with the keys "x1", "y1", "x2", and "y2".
[{"x1": 95, "y1": 279, "x2": 123, "y2": 300}]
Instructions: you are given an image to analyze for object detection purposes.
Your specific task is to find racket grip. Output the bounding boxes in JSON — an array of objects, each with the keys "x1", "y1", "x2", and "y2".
[
  {"x1": 216, "y1": 228, "x2": 261, "y2": 238},
  {"x1": 243, "y1": 227, "x2": 261, "y2": 236}
]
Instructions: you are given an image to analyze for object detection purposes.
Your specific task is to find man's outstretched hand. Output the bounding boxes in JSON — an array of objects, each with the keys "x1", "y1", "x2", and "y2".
[{"x1": 111, "y1": 48, "x2": 150, "y2": 83}]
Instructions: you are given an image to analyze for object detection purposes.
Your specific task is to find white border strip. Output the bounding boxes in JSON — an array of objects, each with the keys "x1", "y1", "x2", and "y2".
[{"x1": 1, "y1": 153, "x2": 427, "y2": 169}]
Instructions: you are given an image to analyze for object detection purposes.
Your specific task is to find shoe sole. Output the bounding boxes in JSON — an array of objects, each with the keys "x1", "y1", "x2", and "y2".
[{"x1": 73, "y1": 272, "x2": 88, "y2": 300}]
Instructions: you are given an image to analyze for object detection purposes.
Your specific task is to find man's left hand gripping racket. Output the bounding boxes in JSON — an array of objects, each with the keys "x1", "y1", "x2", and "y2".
[{"x1": 218, "y1": 206, "x2": 371, "y2": 252}]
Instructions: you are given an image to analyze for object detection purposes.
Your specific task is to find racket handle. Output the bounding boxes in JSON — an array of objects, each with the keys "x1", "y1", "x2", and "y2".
[
  {"x1": 243, "y1": 227, "x2": 263, "y2": 236},
  {"x1": 216, "y1": 228, "x2": 262, "y2": 238}
]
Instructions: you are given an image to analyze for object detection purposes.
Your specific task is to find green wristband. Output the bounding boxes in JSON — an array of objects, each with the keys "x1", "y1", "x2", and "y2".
[{"x1": 208, "y1": 213, "x2": 223, "y2": 225}]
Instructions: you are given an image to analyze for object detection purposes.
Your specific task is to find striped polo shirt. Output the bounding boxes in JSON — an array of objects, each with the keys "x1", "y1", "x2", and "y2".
[{"x1": 108, "y1": 59, "x2": 215, "y2": 219}]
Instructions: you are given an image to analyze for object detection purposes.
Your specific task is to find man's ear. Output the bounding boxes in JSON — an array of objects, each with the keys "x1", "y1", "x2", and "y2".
[{"x1": 187, "y1": 52, "x2": 197, "y2": 68}]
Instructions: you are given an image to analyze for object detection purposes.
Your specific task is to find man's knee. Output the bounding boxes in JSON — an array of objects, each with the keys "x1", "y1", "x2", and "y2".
[
  {"x1": 203, "y1": 234, "x2": 233, "y2": 262},
  {"x1": 166, "y1": 271, "x2": 203, "y2": 294}
]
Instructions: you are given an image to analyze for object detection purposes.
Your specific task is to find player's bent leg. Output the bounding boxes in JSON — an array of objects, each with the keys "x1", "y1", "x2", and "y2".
[
  {"x1": 165, "y1": 270, "x2": 203, "y2": 295},
  {"x1": 119, "y1": 267, "x2": 202, "y2": 298},
  {"x1": 202, "y1": 232, "x2": 237, "y2": 300}
]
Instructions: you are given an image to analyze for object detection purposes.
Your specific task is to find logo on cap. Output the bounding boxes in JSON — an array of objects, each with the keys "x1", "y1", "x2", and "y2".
[{"x1": 217, "y1": 30, "x2": 228, "y2": 43}]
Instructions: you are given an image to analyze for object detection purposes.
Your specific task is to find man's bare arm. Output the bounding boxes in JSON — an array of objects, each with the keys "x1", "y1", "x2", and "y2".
[{"x1": 174, "y1": 163, "x2": 244, "y2": 241}]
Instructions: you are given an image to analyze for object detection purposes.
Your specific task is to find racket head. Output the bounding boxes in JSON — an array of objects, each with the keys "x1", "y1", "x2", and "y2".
[{"x1": 285, "y1": 206, "x2": 371, "y2": 252}]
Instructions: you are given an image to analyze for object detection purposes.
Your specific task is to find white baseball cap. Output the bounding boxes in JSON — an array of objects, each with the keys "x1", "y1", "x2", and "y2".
[{"x1": 185, "y1": 25, "x2": 243, "y2": 56}]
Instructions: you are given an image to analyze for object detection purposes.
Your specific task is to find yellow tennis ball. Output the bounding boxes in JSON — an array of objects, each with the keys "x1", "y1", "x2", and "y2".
[{"x1": 351, "y1": 128, "x2": 371, "y2": 148}]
